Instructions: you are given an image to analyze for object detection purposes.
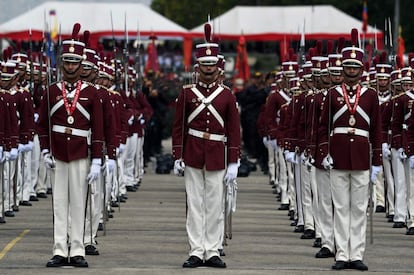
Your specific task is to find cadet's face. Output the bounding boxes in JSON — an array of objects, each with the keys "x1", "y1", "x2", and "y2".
[
  {"x1": 330, "y1": 74, "x2": 344, "y2": 85},
  {"x1": 402, "y1": 82, "x2": 413, "y2": 91},
  {"x1": 198, "y1": 64, "x2": 218, "y2": 83},
  {"x1": 62, "y1": 61, "x2": 82, "y2": 82},
  {"x1": 342, "y1": 66, "x2": 362, "y2": 85},
  {"x1": 377, "y1": 78, "x2": 389, "y2": 90}
]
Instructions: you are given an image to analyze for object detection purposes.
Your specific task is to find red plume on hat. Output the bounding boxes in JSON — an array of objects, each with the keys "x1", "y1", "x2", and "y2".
[
  {"x1": 372, "y1": 55, "x2": 378, "y2": 66},
  {"x1": 381, "y1": 51, "x2": 387, "y2": 63},
  {"x1": 337, "y1": 37, "x2": 345, "y2": 53},
  {"x1": 364, "y1": 61, "x2": 370, "y2": 72},
  {"x1": 204, "y1": 23, "x2": 212, "y2": 43},
  {"x1": 351, "y1": 28, "x2": 358, "y2": 47},
  {"x1": 16, "y1": 41, "x2": 21, "y2": 53},
  {"x1": 288, "y1": 48, "x2": 295, "y2": 61},
  {"x1": 408, "y1": 52, "x2": 414, "y2": 63},
  {"x1": 82, "y1": 30, "x2": 90, "y2": 47},
  {"x1": 308, "y1": 47, "x2": 315, "y2": 59},
  {"x1": 395, "y1": 56, "x2": 402, "y2": 69},
  {"x1": 327, "y1": 40, "x2": 334, "y2": 55},
  {"x1": 72, "y1": 23, "x2": 81, "y2": 40}
]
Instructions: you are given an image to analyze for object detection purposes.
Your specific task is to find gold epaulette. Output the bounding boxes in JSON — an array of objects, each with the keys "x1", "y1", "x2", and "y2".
[
  {"x1": 391, "y1": 93, "x2": 404, "y2": 100},
  {"x1": 20, "y1": 87, "x2": 30, "y2": 93},
  {"x1": 108, "y1": 89, "x2": 120, "y2": 95},
  {"x1": 220, "y1": 83, "x2": 231, "y2": 90}
]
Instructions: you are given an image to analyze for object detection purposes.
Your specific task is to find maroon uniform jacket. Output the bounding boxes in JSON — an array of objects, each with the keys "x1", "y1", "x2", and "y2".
[
  {"x1": 1, "y1": 90, "x2": 19, "y2": 150},
  {"x1": 391, "y1": 90, "x2": 414, "y2": 151},
  {"x1": 264, "y1": 88, "x2": 291, "y2": 140},
  {"x1": 15, "y1": 87, "x2": 35, "y2": 144},
  {"x1": 284, "y1": 91, "x2": 303, "y2": 152},
  {"x1": 318, "y1": 84, "x2": 382, "y2": 170},
  {"x1": 96, "y1": 84, "x2": 117, "y2": 160},
  {"x1": 172, "y1": 82, "x2": 241, "y2": 170},
  {"x1": 134, "y1": 91, "x2": 153, "y2": 137},
  {"x1": 379, "y1": 91, "x2": 393, "y2": 145},
  {"x1": 38, "y1": 80, "x2": 104, "y2": 162},
  {"x1": 311, "y1": 89, "x2": 329, "y2": 169}
]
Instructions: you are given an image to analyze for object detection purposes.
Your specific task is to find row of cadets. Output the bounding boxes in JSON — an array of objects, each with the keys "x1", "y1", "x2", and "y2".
[
  {"x1": 121, "y1": 60, "x2": 153, "y2": 193},
  {"x1": 79, "y1": 31, "x2": 116, "y2": 256},
  {"x1": 39, "y1": 23, "x2": 104, "y2": 268},
  {"x1": 0, "y1": 50, "x2": 29, "y2": 219},
  {"x1": 391, "y1": 52, "x2": 414, "y2": 235},
  {"x1": 0, "y1": 58, "x2": 20, "y2": 223}
]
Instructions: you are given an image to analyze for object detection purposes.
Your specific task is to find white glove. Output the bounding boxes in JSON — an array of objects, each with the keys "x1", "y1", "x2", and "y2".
[
  {"x1": 24, "y1": 141, "x2": 33, "y2": 152},
  {"x1": 18, "y1": 143, "x2": 25, "y2": 153},
  {"x1": 300, "y1": 152, "x2": 307, "y2": 164},
  {"x1": 322, "y1": 154, "x2": 334, "y2": 170},
  {"x1": 140, "y1": 118, "x2": 145, "y2": 125},
  {"x1": 87, "y1": 158, "x2": 101, "y2": 184},
  {"x1": 269, "y1": 139, "x2": 277, "y2": 150},
  {"x1": 382, "y1": 143, "x2": 391, "y2": 159},
  {"x1": 8, "y1": 148, "x2": 18, "y2": 161},
  {"x1": 370, "y1": 165, "x2": 382, "y2": 184},
  {"x1": 409, "y1": 155, "x2": 414, "y2": 169},
  {"x1": 119, "y1": 143, "x2": 126, "y2": 155},
  {"x1": 34, "y1": 113, "x2": 39, "y2": 123},
  {"x1": 107, "y1": 158, "x2": 116, "y2": 173},
  {"x1": 262, "y1": 137, "x2": 269, "y2": 147},
  {"x1": 42, "y1": 149, "x2": 55, "y2": 169},
  {"x1": 173, "y1": 159, "x2": 185, "y2": 176},
  {"x1": 285, "y1": 151, "x2": 296, "y2": 164},
  {"x1": 398, "y1": 148, "x2": 407, "y2": 160},
  {"x1": 128, "y1": 115, "x2": 134, "y2": 125},
  {"x1": 0, "y1": 146, "x2": 4, "y2": 164},
  {"x1": 224, "y1": 163, "x2": 239, "y2": 183}
]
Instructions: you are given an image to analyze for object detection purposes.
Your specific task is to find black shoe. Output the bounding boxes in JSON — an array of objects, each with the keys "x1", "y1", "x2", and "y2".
[
  {"x1": 117, "y1": 196, "x2": 126, "y2": 203},
  {"x1": 111, "y1": 201, "x2": 119, "y2": 207},
  {"x1": 85, "y1": 245, "x2": 99, "y2": 255},
  {"x1": 205, "y1": 256, "x2": 226, "y2": 268},
  {"x1": 315, "y1": 247, "x2": 335, "y2": 258},
  {"x1": 290, "y1": 220, "x2": 297, "y2": 226},
  {"x1": 29, "y1": 195, "x2": 39, "y2": 201},
  {"x1": 121, "y1": 194, "x2": 128, "y2": 200},
  {"x1": 182, "y1": 256, "x2": 203, "y2": 268},
  {"x1": 332, "y1": 260, "x2": 349, "y2": 270},
  {"x1": 349, "y1": 260, "x2": 368, "y2": 271},
  {"x1": 20, "y1": 201, "x2": 32, "y2": 206},
  {"x1": 5, "y1": 211, "x2": 14, "y2": 217},
  {"x1": 108, "y1": 213, "x2": 114, "y2": 218},
  {"x1": 406, "y1": 227, "x2": 414, "y2": 235},
  {"x1": 375, "y1": 205, "x2": 386, "y2": 213},
  {"x1": 278, "y1": 204, "x2": 289, "y2": 210},
  {"x1": 269, "y1": 180, "x2": 275, "y2": 185},
  {"x1": 387, "y1": 215, "x2": 394, "y2": 223},
  {"x1": 126, "y1": 186, "x2": 137, "y2": 192},
  {"x1": 98, "y1": 223, "x2": 104, "y2": 231},
  {"x1": 393, "y1": 221, "x2": 406, "y2": 228},
  {"x1": 219, "y1": 248, "x2": 226, "y2": 256},
  {"x1": 0, "y1": 217, "x2": 5, "y2": 224},
  {"x1": 294, "y1": 225, "x2": 304, "y2": 233},
  {"x1": 69, "y1": 256, "x2": 88, "y2": 267},
  {"x1": 301, "y1": 229, "x2": 315, "y2": 239},
  {"x1": 37, "y1": 192, "x2": 48, "y2": 199},
  {"x1": 46, "y1": 255, "x2": 68, "y2": 267},
  {"x1": 12, "y1": 205, "x2": 19, "y2": 212},
  {"x1": 313, "y1": 237, "x2": 322, "y2": 248},
  {"x1": 47, "y1": 188, "x2": 52, "y2": 194}
]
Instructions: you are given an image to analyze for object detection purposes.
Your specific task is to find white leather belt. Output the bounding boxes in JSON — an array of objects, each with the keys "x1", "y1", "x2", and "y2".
[
  {"x1": 52, "y1": 125, "x2": 91, "y2": 145},
  {"x1": 188, "y1": 128, "x2": 226, "y2": 142},
  {"x1": 333, "y1": 127, "x2": 369, "y2": 138}
]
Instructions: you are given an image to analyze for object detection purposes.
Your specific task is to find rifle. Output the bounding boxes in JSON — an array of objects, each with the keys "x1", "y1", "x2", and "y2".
[
  {"x1": 135, "y1": 20, "x2": 142, "y2": 93},
  {"x1": 298, "y1": 19, "x2": 306, "y2": 66},
  {"x1": 123, "y1": 12, "x2": 129, "y2": 94},
  {"x1": 387, "y1": 18, "x2": 396, "y2": 69},
  {"x1": 28, "y1": 28, "x2": 35, "y2": 96}
]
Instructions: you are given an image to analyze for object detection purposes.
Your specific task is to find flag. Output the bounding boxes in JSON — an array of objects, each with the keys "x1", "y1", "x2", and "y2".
[
  {"x1": 49, "y1": 9, "x2": 58, "y2": 40},
  {"x1": 362, "y1": 0, "x2": 368, "y2": 33},
  {"x1": 145, "y1": 33, "x2": 159, "y2": 74},
  {"x1": 234, "y1": 36, "x2": 250, "y2": 82},
  {"x1": 398, "y1": 26, "x2": 405, "y2": 65}
]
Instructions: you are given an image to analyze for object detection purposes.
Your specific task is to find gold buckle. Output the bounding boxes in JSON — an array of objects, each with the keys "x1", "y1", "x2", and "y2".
[
  {"x1": 347, "y1": 128, "x2": 355, "y2": 135},
  {"x1": 202, "y1": 132, "x2": 210, "y2": 139},
  {"x1": 64, "y1": 128, "x2": 73, "y2": 135}
]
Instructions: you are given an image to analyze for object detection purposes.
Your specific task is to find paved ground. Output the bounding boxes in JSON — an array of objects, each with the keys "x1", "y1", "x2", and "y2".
[{"x1": 0, "y1": 152, "x2": 414, "y2": 274}]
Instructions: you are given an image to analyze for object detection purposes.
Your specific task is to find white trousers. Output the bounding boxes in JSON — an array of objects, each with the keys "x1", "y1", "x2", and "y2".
[
  {"x1": 277, "y1": 147, "x2": 289, "y2": 205},
  {"x1": 331, "y1": 169, "x2": 369, "y2": 262},
  {"x1": 52, "y1": 158, "x2": 89, "y2": 257},
  {"x1": 84, "y1": 170, "x2": 103, "y2": 245},
  {"x1": 382, "y1": 155, "x2": 395, "y2": 215},
  {"x1": 185, "y1": 166, "x2": 225, "y2": 260},
  {"x1": 118, "y1": 152, "x2": 127, "y2": 196},
  {"x1": 31, "y1": 135, "x2": 41, "y2": 194},
  {"x1": 267, "y1": 144, "x2": 276, "y2": 183},
  {"x1": 16, "y1": 151, "x2": 32, "y2": 202},
  {"x1": 124, "y1": 134, "x2": 138, "y2": 186},
  {"x1": 315, "y1": 168, "x2": 334, "y2": 252},
  {"x1": 391, "y1": 148, "x2": 407, "y2": 223},
  {"x1": 134, "y1": 136, "x2": 145, "y2": 182},
  {"x1": 403, "y1": 160, "x2": 414, "y2": 228},
  {"x1": 301, "y1": 163, "x2": 316, "y2": 232},
  {"x1": 3, "y1": 160, "x2": 16, "y2": 211}
]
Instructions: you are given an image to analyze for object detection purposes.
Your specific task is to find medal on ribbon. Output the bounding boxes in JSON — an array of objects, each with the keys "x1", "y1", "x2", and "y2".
[
  {"x1": 341, "y1": 84, "x2": 361, "y2": 127},
  {"x1": 62, "y1": 81, "x2": 82, "y2": 125}
]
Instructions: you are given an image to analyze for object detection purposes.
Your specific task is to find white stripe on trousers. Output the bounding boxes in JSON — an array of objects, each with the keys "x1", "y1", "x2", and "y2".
[{"x1": 185, "y1": 166, "x2": 225, "y2": 260}]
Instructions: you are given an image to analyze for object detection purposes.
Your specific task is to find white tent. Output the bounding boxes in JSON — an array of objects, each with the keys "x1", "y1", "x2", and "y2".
[
  {"x1": 0, "y1": 1, "x2": 189, "y2": 45},
  {"x1": 191, "y1": 5, "x2": 383, "y2": 45}
]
